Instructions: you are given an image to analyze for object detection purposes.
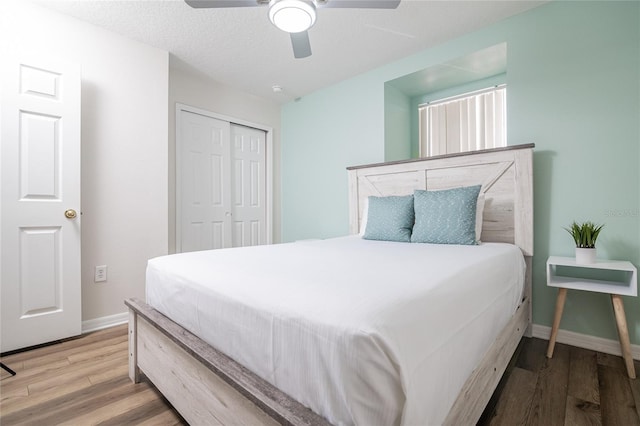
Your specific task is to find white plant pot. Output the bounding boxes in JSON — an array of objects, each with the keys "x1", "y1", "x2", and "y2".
[{"x1": 575, "y1": 247, "x2": 597, "y2": 264}]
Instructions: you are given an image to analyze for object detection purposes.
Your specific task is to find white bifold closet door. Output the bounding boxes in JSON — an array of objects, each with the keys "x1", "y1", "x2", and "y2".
[{"x1": 179, "y1": 110, "x2": 266, "y2": 252}]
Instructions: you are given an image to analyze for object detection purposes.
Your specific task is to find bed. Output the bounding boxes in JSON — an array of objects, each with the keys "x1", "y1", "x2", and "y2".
[{"x1": 126, "y1": 143, "x2": 534, "y2": 426}]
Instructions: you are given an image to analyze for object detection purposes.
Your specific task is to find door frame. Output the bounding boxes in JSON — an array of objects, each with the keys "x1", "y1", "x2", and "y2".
[{"x1": 175, "y1": 103, "x2": 274, "y2": 252}]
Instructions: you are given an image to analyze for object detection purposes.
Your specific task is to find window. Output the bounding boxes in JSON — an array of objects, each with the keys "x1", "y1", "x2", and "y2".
[{"x1": 419, "y1": 86, "x2": 506, "y2": 157}]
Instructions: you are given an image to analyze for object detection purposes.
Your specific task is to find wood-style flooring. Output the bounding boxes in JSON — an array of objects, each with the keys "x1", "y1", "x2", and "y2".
[
  {"x1": 0, "y1": 325, "x2": 186, "y2": 426},
  {"x1": 479, "y1": 337, "x2": 640, "y2": 426},
  {"x1": 1, "y1": 326, "x2": 639, "y2": 425}
]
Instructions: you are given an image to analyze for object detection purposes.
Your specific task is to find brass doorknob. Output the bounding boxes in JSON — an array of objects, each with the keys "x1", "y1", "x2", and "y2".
[{"x1": 64, "y1": 209, "x2": 77, "y2": 219}]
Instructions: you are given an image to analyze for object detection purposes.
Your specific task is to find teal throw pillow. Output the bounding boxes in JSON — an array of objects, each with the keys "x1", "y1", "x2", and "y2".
[
  {"x1": 411, "y1": 185, "x2": 481, "y2": 245},
  {"x1": 363, "y1": 195, "x2": 414, "y2": 242}
]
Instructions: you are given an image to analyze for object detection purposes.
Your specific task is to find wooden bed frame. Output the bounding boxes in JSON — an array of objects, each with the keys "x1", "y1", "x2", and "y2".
[{"x1": 126, "y1": 143, "x2": 534, "y2": 426}]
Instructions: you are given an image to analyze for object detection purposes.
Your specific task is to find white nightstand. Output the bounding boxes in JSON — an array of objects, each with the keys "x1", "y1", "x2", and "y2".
[{"x1": 546, "y1": 256, "x2": 638, "y2": 378}]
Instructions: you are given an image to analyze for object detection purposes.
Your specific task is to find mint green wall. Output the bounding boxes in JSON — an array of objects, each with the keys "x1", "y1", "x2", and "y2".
[
  {"x1": 281, "y1": 76, "x2": 385, "y2": 240},
  {"x1": 509, "y1": 1, "x2": 640, "y2": 345},
  {"x1": 282, "y1": 2, "x2": 640, "y2": 344},
  {"x1": 384, "y1": 84, "x2": 411, "y2": 161}
]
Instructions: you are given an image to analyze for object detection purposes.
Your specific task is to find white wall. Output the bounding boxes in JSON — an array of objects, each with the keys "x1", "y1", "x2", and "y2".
[
  {"x1": 168, "y1": 62, "x2": 282, "y2": 251},
  {"x1": 0, "y1": 1, "x2": 169, "y2": 324}
]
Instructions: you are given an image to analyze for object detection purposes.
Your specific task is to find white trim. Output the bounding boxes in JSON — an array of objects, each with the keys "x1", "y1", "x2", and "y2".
[
  {"x1": 82, "y1": 312, "x2": 128, "y2": 333},
  {"x1": 175, "y1": 103, "x2": 274, "y2": 252},
  {"x1": 532, "y1": 323, "x2": 640, "y2": 360},
  {"x1": 418, "y1": 84, "x2": 506, "y2": 108}
]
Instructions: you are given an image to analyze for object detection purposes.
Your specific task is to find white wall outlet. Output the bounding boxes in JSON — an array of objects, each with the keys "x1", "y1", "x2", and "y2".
[{"x1": 95, "y1": 265, "x2": 107, "y2": 282}]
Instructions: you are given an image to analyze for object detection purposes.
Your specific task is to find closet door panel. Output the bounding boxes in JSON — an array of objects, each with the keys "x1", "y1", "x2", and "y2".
[
  {"x1": 230, "y1": 124, "x2": 266, "y2": 247},
  {"x1": 179, "y1": 111, "x2": 231, "y2": 252}
]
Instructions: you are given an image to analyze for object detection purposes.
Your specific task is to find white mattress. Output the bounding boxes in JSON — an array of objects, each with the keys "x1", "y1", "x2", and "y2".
[{"x1": 146, "y1": 236, "x2": 525, "y2": 426}]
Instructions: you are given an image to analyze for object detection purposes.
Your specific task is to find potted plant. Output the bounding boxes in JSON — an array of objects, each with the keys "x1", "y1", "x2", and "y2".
[{"x1": 564, "y1": 221, "x2": 604, "y2": 264}]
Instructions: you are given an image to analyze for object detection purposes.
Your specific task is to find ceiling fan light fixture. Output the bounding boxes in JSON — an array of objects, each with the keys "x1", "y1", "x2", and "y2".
[{"x1": 269, "y1": 0, "x2": 316, "y2": 33}]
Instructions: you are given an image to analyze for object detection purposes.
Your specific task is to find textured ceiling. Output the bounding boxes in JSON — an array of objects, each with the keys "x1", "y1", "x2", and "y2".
[{"x1": 37, "y1": 0, "x2": 546, "y2": 104}]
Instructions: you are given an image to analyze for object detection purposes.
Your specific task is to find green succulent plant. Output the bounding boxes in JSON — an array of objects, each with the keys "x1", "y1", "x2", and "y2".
[{"x1": 564, "y1": 221, "x2": 604, "y2": 248}]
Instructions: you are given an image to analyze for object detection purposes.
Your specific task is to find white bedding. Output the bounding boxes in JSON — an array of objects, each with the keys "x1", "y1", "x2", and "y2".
[{"x1": 146, "y1": 236, "x2": 525, "y2": 426}]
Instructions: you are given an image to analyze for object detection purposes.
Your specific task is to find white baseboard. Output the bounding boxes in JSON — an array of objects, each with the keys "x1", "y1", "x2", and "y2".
[
  {"x1": 532, "y1": 323, "x2": 640, "y2": 360},
  {"x1": 82, "y1": 312, "x2": 128, "y2": 334}
]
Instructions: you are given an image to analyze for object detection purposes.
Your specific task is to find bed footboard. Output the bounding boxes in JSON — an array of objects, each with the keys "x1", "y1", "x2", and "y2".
[
  {"x1": 128, "y1": 309, "x2": 140, "y2": 384},
  {"x1": 127, "y1": 294, "x2": 529, "y2": 426},
  {"x1": 125, "y1": 298, "x2": 330, "y2": 426}
]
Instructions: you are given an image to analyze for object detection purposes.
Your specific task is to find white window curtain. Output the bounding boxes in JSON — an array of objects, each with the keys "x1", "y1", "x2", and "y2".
[{"x1": 419, "y1": 87, "x2": 506, "y2": 157}]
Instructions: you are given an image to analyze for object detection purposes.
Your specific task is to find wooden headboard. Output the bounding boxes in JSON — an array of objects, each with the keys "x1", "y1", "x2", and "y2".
[{"x1": 347, "y1": 144, "x2": 534, "y2": 256}]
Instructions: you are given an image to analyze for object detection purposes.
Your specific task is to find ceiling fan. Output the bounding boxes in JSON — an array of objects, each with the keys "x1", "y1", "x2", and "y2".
[{"x1": 185, "y1": 0, "x2": 401, "y2": 59}]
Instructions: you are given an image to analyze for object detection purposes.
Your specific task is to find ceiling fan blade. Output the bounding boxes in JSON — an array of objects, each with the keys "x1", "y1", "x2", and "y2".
[
  {"x1": 184, "y1": 0, "x2": 266, "y2": 8},
  {"x1": 316, "y1": 0, "x2": 400, "y2": 8},
  {"x1": 290, "y1": 31, "x2": 312, "y2": 59}
]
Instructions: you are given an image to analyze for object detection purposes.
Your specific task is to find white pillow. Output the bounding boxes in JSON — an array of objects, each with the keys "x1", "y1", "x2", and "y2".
[
  {"x1": 475, "y1": 194, "x2": 485, "y2": 244},
  {"x1": 359, "y1": 198, "x2": 369, "y2": 236}
]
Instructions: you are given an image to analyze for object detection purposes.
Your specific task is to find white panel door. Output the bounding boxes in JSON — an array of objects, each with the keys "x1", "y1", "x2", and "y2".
[
  {"x1": 179, "y1": 111, "x2": 232, "y2": 252},
  {"x1": 1, "y1": 57, "x2": 82, "y2": 352},
  {"x1": 230, "y1": 124, "x2": 266, "y2": 247}
]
